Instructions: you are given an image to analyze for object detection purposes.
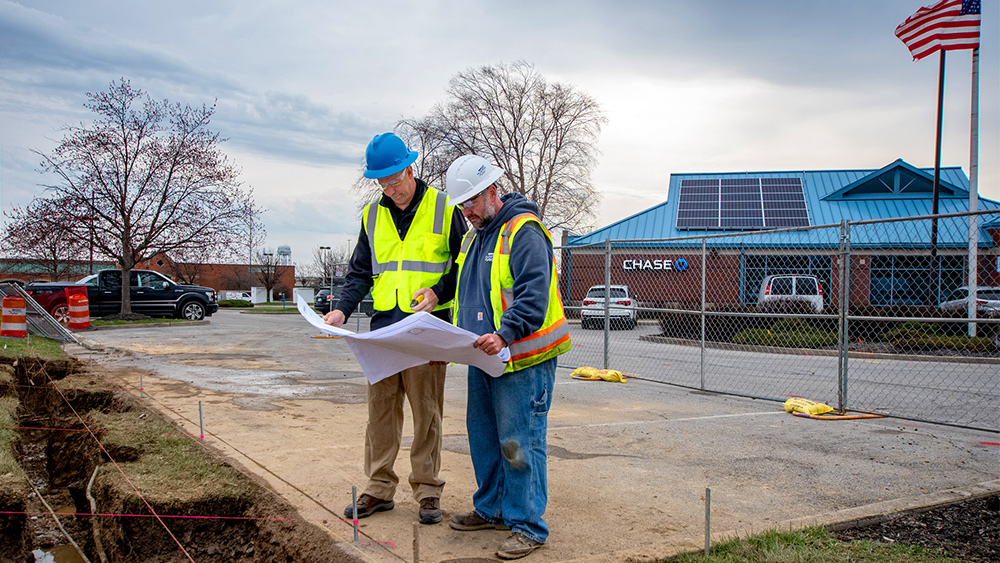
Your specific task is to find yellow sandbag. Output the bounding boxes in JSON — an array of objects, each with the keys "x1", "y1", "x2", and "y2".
[
  {"x1": 595, "y1": 369, "x2": 626, "y2": 383},
  {"x1": 570, "y1": 366, "x2": 601, "y2": 380},
  {"x1": 783, "y1": 398, "x2": 833, "y2": 415},
  {"x1": 570, "y1": 367, "x2": 626, "y2": 382}
]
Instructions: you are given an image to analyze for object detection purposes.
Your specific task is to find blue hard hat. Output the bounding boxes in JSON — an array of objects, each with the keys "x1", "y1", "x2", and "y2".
[{"x1": 363, "y1": 132, "x2": 418, "y2": 179}]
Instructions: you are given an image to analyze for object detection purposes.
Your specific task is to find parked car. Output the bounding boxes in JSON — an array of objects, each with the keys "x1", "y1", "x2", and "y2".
[
  {"x1": 939, "y1": 286, "x2": 1000, "y2": 317},
  {"x1": 756, "y1": 274, "x2": 824, "y2": 313},
  {"x1": 25, "y1": 269, "x2": 219, "y2": 321},
  {"x1": 580, "y1": 284, "x2": 638, "y2": 330},
  {"x1": 314, "y1": 288, "x2": 335, "y2": 314},
  {"x1": 314, "y1": 286, "x2": 374, "y2": 317}
]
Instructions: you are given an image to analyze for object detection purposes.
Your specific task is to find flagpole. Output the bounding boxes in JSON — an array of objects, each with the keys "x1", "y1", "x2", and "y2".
[
  {"x1": 929, "y1": 49, "x2": 945, "y2": 306},
  {"x1": 967, "y1": 46, "x2": 980, "y2": 336}
]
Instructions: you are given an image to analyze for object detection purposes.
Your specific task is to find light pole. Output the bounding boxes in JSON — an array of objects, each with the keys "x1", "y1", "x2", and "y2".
[{"x1": 318, "y1": 246, "x2": 333, "y2": 297}]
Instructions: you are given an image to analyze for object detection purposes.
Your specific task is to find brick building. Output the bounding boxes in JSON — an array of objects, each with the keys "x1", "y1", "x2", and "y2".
[{"x1": 0, "y1": 254, "x2": 295, "y2": 298}]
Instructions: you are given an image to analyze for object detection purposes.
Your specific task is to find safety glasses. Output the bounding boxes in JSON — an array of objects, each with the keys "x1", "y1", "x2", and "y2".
[
  {"x1": 374, "y1": 170, "x2": 407, "y2": 191},
  {"x1": 460, "y1": 189, "x2": 487, "y2": 209}
]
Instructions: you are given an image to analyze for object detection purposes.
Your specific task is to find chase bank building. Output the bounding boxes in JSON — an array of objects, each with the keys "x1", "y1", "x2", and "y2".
[{"x1": 561, "y1": 159, "x2": 1000, "y2": 309}]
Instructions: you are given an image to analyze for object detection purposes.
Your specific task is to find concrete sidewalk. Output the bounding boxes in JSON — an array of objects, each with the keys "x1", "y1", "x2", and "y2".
[{"x1": 70, "y1": 333, "x2": 999, "y2": 563}]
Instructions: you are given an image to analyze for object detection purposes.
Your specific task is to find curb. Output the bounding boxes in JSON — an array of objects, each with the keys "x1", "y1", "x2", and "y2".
[
  {"x1": 639, "y1": 335, "x2": 1000, "y2": 365},
  {"x1": 87, "y1": 320, "x2": 211, "y2": 331}
]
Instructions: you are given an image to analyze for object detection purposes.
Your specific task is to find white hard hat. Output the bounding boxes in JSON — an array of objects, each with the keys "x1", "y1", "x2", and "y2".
[{"x1": 446, "y1": 155, "x2": 504, "y2": 205}]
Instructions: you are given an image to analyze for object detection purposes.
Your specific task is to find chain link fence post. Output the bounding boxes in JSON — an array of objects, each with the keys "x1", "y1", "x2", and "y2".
[
  {"x1": 837, "y1": 220, "x2": 849, "y2": 412},
  {"x1": 700, "y1": 237, "x2": 707, "y2": 390},
  {"x1": 604, "y1": 238, "x2": 612, "y2": 370}
]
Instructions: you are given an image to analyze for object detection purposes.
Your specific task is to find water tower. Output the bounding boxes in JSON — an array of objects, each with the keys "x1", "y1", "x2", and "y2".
[{"x1": 277, "y1": 245, "x2": 292, "y2": 266}]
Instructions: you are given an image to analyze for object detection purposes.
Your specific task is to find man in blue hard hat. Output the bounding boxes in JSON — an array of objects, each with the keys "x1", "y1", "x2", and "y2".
[{"x1": 324, "y1": 132, "x2": 468, "y2": 524}]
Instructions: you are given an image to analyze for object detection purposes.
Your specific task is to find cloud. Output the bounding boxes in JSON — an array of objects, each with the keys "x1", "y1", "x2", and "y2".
[
  {"x1": 213, "y1": 91, "x2": 377, "y2": 167},
  {"x1": 0, "y1": 0, "x2": 377, "y2": 170}
]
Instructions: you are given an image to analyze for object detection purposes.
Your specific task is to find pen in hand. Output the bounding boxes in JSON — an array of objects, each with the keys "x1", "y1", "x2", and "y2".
[{"x1": 410, "y1": 293, "x2": 424, "y2": 308}]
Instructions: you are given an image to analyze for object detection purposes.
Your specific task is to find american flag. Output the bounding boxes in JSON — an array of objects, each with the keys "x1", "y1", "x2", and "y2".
[{"x1": 895, "y1": 0, "x2": 981, "y2": 61}]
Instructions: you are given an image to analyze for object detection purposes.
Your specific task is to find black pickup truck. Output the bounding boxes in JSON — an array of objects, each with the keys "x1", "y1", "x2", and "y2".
[{"x1": 25, "y1": 269, "x2": 219, "y2": 321}]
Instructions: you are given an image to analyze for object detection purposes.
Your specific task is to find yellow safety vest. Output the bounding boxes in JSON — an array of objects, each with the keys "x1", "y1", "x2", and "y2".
[
  {"x1": 363, "y1": 187, "x2": 454, "y2": 313},
  {"x1": 455, "y1": 213, "x2": 571, "y2": 373}
]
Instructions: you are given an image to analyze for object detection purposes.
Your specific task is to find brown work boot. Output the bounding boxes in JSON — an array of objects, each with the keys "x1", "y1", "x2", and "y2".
[
  {"x1": 496, "y1": 532, "x2": 543, "y2": 559},
  {"x1": 450, "y1": 510, "x2": 509, "y2": 531},
  {"x1": 343, "y1": 493, "x2": 394, "y2": 519},
  {"x1": 418, "y1": 497, "x2": 442, "y2": 524}
]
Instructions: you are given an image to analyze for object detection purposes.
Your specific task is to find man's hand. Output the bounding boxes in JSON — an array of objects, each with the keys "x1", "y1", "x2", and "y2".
[
  {"x1": 473, "y1": 332, "x2": 507, "y2": 356},
  {"x1": 411, "y1": 288, "x2": 439, "y2": 313},
  {"x1": 323, "y1": 309, "x2": 346, "y2": 327}
]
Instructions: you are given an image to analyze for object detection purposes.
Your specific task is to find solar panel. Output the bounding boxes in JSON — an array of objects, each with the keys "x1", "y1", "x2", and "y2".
[{"x1": 676, "y1": 177, "x2": 810, "y2": 230}]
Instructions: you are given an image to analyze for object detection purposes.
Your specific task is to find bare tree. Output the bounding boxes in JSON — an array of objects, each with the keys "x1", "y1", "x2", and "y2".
[
  {"x1": 30, "y1": 79, "x2": 255, "y2": 315},
  {"x1": 240, "y1": 186, "x2": 268, "y2": 265},
  {"x1": 253, "y1": 248, "x2": 282, "y2": 302},
  {"x1": 164, "y1": 249, "x2": 204, "y2": 285},
  {"x1": 382, "y1": 61, "x2": 605, "y2": 231},
  {"x1": 3, "y1": 197, "x2": 91, "y2": 281},
  {"x1": 221, "y1": 264, "x2": 254, "y2": 292}
]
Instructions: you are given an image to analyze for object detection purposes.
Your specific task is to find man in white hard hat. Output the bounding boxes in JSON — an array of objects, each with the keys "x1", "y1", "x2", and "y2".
[
  {"x1": 444, "y1": 154, "x2": 571, "y2": 560},
  {"x1": 324, "y1": 132, "x2": 467, "y2": 525}
]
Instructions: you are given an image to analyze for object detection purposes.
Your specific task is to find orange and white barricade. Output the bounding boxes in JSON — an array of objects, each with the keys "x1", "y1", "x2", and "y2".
[
  {"x1": 67, "y1": 294, "x2": 91, "y2": 330},
  {"x1": 1, "y1": 296, "x2": 28, "y2": 338}
]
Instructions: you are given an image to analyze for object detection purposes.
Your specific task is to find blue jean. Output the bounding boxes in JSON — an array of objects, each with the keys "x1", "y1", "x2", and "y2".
[{"x1": 466, "y1": 357, "x2": 556, "y2": 544}]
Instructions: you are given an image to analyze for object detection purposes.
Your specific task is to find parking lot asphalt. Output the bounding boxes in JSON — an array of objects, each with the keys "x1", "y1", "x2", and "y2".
[{"x1": 72, "y1": 309, "x2": 1000, "y2": 562}]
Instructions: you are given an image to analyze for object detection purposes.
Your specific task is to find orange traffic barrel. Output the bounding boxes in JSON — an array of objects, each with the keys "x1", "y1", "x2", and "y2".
[
  {"x1": 1, "y1": 296, "x2": 28, "y2": 338},
  {"x1": 68, "y1": 294, "x2": 91, "y2": 331}
]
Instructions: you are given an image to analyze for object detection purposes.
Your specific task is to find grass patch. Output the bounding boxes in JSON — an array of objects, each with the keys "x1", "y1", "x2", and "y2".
[
  {"x1": 891, "y1": 332, "x2": 997, "y2": 352},
  {"x1": 239, "y1": 307, "x2": 299, "y2": 314},
  {"x1": 0, "y1": 395, "x2": 26, "y2": 486},
  {"x1": 733, "y1": 318, "x2": 838, "y2": 348},
  {"x1": 658, "y1": 526, "x2": 963, "y2": 563},
  {"x1": 90, "y1": 406, "x2": 249, "y2": 503},
  {"x1": 0, "y1": 335, "x2": 67, "y2": 360},
  {"x1": 881, "y1": 321, "x2": 941, "y2": 339}
]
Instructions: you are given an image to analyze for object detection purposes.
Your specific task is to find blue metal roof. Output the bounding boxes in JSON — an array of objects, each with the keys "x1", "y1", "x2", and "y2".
[{"x1": 567, "y1": 159, "x2": 1000, "y2": 249}]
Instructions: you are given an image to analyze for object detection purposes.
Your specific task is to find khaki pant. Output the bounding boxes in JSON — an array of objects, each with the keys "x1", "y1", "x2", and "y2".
[{"x1": 364, "y1": 362, "x2": 447, "y2": 501}]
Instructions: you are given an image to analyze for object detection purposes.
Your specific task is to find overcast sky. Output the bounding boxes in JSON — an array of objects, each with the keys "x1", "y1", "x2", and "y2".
[{"x1": 1, "y1": 0, "x2": 997, "y2": 268}]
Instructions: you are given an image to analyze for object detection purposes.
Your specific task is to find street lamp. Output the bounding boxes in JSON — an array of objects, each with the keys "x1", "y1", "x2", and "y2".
[{"x1": 318, "y1": 246, "x2": 333, "y2": 297}]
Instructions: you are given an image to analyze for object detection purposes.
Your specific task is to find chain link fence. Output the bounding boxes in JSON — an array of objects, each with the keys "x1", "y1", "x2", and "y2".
[{"x1": 558, "y1": 210, "x2": 1000, "y2": 432}]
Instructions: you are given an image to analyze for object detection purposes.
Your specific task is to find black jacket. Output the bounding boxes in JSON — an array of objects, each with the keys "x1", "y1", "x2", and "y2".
[{"x1": 335, "y1": 178, "x2": 468, "y2": 330}]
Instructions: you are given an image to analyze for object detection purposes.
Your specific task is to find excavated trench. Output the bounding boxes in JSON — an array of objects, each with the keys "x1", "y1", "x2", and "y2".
[{"x1": 0, "y1": 357, "x2": 359, "y2": 563}]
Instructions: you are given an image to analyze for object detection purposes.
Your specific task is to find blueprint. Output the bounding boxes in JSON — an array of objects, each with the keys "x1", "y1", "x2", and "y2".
[{"x1": 296, "y1": 295, "x2": 509, "y2": 384}]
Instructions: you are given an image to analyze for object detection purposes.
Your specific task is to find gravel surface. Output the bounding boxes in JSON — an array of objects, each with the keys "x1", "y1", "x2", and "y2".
[{"x1": 833, "y1": 494, "x2": 1000, "y2": 562}]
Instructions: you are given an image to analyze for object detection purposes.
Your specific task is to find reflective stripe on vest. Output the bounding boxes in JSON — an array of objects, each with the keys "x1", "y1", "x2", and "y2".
[
  {"x1": 363, "y1": 187, "x2": 455, "y2": 313},
  {"x1": 455, "y1": 213, "x2": 570, "y2": 372}
]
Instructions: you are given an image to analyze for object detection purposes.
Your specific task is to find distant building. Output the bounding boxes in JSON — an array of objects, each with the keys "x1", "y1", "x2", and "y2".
[
  {"x1": 0, "y1": 254, "x2": 296, "y2": 297},
  {"x1": 562, "y1": 159, "x2": 1000, "y2": 309}
]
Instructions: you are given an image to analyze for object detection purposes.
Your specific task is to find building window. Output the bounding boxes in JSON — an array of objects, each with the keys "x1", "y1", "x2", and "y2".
[
  {"x1": 869, "y1": 255, "x2": 964, "y2": 306},
  {"x1": 742, "y1": 255, "x2": 832, "y2": 305}
]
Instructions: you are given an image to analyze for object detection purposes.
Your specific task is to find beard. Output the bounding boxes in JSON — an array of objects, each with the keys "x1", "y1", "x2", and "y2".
[{"x1": 470, "y1": 197, "x2": 498, "y2": 230}]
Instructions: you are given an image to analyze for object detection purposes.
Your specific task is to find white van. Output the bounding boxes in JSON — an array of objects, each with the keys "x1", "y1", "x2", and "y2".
[{"x1": 757, "y1": 274, "x2": 824, "y2": 313}]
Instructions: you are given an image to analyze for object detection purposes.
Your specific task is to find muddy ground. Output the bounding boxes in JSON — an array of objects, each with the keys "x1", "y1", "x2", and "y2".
[{"x1": 0, "y1": 356, "x2": 361, "y2": 562}]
